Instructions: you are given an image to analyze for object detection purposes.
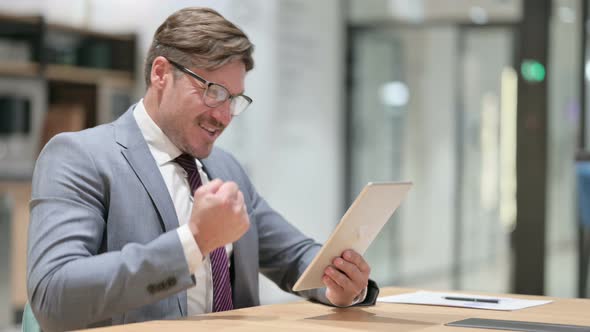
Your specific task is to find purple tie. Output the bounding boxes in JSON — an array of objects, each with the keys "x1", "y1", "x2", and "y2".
[{"x1": 174, "y1": 154, "x2": 234, "y2": 312}]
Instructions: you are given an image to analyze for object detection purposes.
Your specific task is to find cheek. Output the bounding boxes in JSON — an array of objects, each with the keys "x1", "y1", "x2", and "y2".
[
  {"x1": 178, "y1": 91, "x2": 208, "y2": 115},
  {"x1": 178, "y1": 106, "x2": 205, "y2": 137}
]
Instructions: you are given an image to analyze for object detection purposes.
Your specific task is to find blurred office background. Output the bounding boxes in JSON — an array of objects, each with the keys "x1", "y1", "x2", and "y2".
[{"x1": 1, "y1": 0, "x2": 589, "y2": 330}]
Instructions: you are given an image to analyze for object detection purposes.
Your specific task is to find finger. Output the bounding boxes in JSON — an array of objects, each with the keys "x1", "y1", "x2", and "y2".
[
  {"x1": 322, "y1": 274, "x2": 343, "y2": 291},
  {"x1": 333, "y1": 257, "x2": 364, "y2": 284},
  {"x1": 234, "y1": 191, "x2": 245, "y2": 210},
  {"x1": 195, "y1": 178, "x2": 224, "y2": 198},
  {"x1": 325, "y1": 266, "x2": 359, "y2": 295},
  {"x1": 216, "y1": 181, "x2": 239, "y2": 202},
  {"x1": 237, "y1": 192, "x2": 250, "y2": 231},
  {"x1": 342, "y1": 250, "x2": 371, "y2": 274},
  {"x1": 235, "y1": 190, "x2": 244, "y2": 204},
  {"x1": 200, "y1": 178, "x2": 224, "y2": 193}
]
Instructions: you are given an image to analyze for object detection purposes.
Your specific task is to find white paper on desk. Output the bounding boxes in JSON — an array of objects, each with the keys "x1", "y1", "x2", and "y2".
[{"x1": 378, "y1": 291, "x2": 552, "y2": 311}]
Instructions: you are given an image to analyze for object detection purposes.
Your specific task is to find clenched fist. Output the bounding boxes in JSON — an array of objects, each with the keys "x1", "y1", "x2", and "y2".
[{"x1": 188, "y1": 179, "x2": 250, "y2": 256}]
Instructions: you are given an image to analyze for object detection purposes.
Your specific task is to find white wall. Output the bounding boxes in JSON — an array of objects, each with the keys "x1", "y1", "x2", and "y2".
[
  {"x1": 0, "y1": 0, "x2": 345, "y2": 304},
  {"x1": 349, "y1": 0, "x2": 522, "y2": 23}
]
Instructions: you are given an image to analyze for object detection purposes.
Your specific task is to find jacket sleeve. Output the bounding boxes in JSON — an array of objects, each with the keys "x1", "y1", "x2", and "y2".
[{"x1": 27, "y1": 133, "x2": 194, "y2": 332}]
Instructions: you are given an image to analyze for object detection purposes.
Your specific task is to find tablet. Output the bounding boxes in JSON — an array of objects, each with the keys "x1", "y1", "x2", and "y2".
[{"x1": 292, "y1": 181, "x2": 412, "y2": 292}]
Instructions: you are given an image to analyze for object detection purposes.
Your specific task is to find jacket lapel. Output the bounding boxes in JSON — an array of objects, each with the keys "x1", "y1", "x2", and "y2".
[
  {"x1": 114, "y1": 107, "x2": 180, "y2": 234},
  {"x1": 114, "y1": 107, "x2": 187, "y2": 316}
]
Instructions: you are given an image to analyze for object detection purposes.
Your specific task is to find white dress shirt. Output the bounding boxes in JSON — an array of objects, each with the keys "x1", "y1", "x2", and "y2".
[{"x1": 133, "y1": 100, "x2": 232, "y2": 315}]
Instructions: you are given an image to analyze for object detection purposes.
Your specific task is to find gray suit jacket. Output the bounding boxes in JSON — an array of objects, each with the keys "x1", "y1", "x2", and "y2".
[{"x1": 27, "y1": 106, "x2": 378, "y2": 332}]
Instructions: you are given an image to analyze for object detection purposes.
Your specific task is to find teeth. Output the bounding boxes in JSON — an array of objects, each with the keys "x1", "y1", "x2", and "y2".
[{"x1": 200, "y1": 124, "x2": 216, "y2": 134}]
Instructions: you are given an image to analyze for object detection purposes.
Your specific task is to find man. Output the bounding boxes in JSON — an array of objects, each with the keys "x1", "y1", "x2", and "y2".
[{"x1": 27, "y1": 7, "x2": 378, "y2": 332}]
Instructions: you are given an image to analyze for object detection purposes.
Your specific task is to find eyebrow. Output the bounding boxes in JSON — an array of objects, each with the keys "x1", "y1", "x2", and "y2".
[
  {"x1": 209, "y1": 79, "x2": 245, "y2": 96},
  {"x1": 169, "y1": 59, "x2": 245, "y2": 96}
]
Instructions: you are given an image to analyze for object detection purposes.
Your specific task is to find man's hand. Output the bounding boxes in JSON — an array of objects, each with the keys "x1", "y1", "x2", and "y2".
[
  {"x1": 188, "y1": 179, "x2": 250, "y2": 256},
  {"x1": 322, "y1": 250, "x2": 371, "y2": 307}
]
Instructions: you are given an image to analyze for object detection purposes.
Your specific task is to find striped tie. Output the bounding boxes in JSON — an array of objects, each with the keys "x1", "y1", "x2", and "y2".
[{"x1": 174, "y1": 153, "x2": 234, "y2": 312}]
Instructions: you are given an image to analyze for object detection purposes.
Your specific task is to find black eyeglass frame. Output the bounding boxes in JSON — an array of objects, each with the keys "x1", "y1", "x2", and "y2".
[{"x1": 166, "y1": 58, "x2": 253, "y2": 116}]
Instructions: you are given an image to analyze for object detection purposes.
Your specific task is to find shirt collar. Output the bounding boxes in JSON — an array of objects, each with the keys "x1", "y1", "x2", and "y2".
[{"x1": 133, "y1": 99, "x2": 183, "y2": 166}]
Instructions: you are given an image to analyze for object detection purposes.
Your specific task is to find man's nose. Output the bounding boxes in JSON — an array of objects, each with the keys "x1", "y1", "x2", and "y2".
[{"x1": 210, "y1": 100, "x2": 232, "y2": 126}]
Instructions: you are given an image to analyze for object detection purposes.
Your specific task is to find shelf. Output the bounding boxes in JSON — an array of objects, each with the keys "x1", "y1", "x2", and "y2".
[
  {"x1": 45, "y1": 64, "x2": 134, "y2": 87},
  {"x1": 0, "y1": 61, "x2": 40, "y2": 77},
  {"x1": 0, "y1": 62, "x2": 134, "y2": 86},
  {"x1": 0, "y1": 13, "x2": 42, "y2": 26},
  {"x1": 47, "y1": 22, "x2": 135, "y2": 42},
  {"x1": 1, "y1": 13, "x2": 136, "y2": 85}
]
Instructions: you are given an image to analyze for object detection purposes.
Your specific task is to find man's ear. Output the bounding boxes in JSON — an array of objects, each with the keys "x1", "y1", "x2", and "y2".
[{"x1": 150, "y1": 56, "x2": 171, "y2": 89}]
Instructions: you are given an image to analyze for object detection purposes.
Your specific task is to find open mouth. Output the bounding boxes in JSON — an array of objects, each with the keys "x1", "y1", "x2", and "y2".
[{"x1": 199, "y1": 123, "x2": 221, "y2": 138}]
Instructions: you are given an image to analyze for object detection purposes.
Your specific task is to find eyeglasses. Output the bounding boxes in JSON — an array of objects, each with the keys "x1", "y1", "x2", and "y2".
[{"x1": 167, "y1": 58, "x2": 252, "y2": 116}]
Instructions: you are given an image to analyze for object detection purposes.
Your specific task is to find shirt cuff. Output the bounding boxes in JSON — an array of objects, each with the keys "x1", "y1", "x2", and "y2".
[
  {"x1": 351, "y1": 286, "x2": 368, "y2": 305},
  {"x1": 177, "y1": 224, "x2": 204, "y2": 274}
]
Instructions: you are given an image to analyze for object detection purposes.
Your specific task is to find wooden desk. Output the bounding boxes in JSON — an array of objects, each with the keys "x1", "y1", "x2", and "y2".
[{"x1": 80, "y1": 288, "x2": 590, "y2": 331}]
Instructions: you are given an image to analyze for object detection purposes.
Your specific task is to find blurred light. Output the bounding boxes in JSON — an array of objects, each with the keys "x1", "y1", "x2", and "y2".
[
  {"x1": 520, "y1": 59, "x2": 546, "y2": 83},
  {"x1": 469, "y1": 6, "x2": 488, "y2": 25},
  {"x1": 585, "y1": 60, "x2": 590, "y2": 81},
  {"x1": 558, "y1": 6, "x2": 576, "y2": 23},
  {"x1": 500, "y1": 67, "x2": 518, "y2": 231},
  {"x1": 480, "y1": 93, "x2": 499, "y2": 211},
  {"x1": 380, "y1": 81, "x2": 410, "y2": 107},
  {"x1": 388, "y1": 0, "x2": 424, "y2": 23}
]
